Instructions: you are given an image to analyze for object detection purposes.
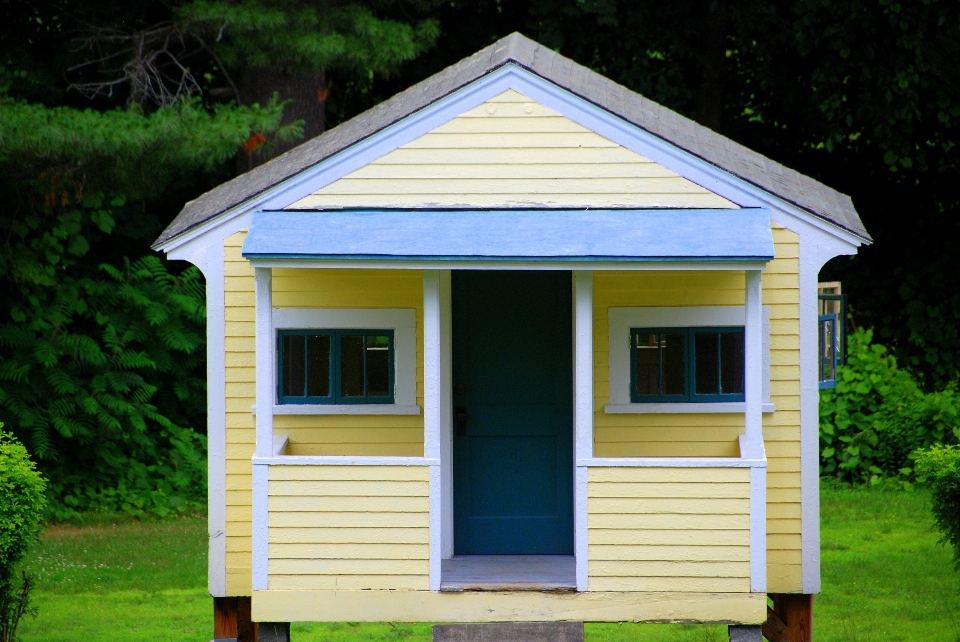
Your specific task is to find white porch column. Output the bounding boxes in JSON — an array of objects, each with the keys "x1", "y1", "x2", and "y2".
[
  {"x1": 744, "y1": 269, "x2": 767, "y2": 593},
  {"x1": 252, "y1": 267, "x2": 274, "y2": 590},
  {"x1": 744, "y1": 270, "x2": 764, "y2": 457},
  {"x1": 573, "y1": 270, "x2": 593, "y2": 592},
  {"x1": 424, "y1": 270, "x2": 451, "y2": 590}
]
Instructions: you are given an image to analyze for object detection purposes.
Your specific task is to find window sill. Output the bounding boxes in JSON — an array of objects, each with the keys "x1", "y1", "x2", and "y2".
[
  {"x1": 252, "y1": 404, "x2": 422, "y2": 416},
  {"x1": 604, "y1": 402, "x2": 775, "y2": 414}
]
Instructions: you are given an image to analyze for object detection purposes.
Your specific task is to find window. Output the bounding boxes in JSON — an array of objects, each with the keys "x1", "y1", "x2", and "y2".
[
  {"x1": 630, "y1": 327, "x2": 745, "y2": 403},
  {"x1": 278, "y1": 329, "x2": 394, "y2": 404}
]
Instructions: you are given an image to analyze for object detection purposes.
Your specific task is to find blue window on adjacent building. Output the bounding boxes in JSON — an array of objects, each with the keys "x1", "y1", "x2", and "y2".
[
  {"x1": 631, "y1": 327, "x2": 745, "y2": 403},
  {"x1": 278, "y1": 329, "x2": 394, "y2": 404}
]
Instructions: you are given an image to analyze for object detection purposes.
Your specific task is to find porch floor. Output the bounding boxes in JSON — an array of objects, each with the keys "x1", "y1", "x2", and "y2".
[{"x1": 439, "y1": 555, "x2": 576, "y2": 592}]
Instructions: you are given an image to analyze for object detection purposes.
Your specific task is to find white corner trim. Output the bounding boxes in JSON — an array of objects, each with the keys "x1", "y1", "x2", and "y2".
[
  {"x1": 251, "y1": 462, "x2": 268, "y2": 590},
  {"x1": 423, "y1": 270, "x2": 446, "y2": 591},
  {"x1": 573, "y1": 271, "x2": 593, "y2": 592},
  {"x1": 167, "y1": 232, "x2": 228, "y2": 597},
  {"x1": 607, "y1": 306, "x2": 771, "y2": 406},
  {"x1": 750, "y1": 461, "x2": 768, "y2": 593},
  {"x1": 743, "y1": 271, "x2": 764, "y2": 460},
  {"x1": 604, "y1": 402, "x2": 775, "y2": 414},
  {"x1": 255, "y1": 269, "x2": 275, "y2": 458},
  {"x1": 577, "y1": 456, "x2": 766, "y2": 468},
  {"x1": 252, "y1": 404, "x2": 421, "y2": 416},
  {"x1": 253, "y1": 455, "x2": 439, "y2": 466},
  {"x1": 273, "y1": 307, "x2": 417, "y2": 408}
]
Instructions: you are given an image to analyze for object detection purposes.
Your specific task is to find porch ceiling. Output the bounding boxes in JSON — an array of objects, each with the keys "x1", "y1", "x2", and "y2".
[{"x1": 241, "y1": 208, "x2": 775, "y2": 263}]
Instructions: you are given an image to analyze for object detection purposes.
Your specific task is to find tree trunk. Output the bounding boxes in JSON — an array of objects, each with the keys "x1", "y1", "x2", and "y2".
[
  {"x1": 696, "y1": 0, "x2": 728, "y2": 133},
  {"x1": 236, "y1": 65, "x2": 328, "y2": 172}
]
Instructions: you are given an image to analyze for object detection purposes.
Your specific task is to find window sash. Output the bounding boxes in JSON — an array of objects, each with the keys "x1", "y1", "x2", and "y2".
[
  {"x1": 818, "y1": 314, "x2": 838, "y2": 389},
  {"x1": 630, "y1": 326, "x2": 745, "y2": 403},
  {"x1": 277, "y1": 329, "x2": 395, "y2": 405}
]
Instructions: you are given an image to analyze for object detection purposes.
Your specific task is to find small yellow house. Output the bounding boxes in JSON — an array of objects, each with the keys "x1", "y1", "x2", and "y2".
[{"x1": 153, "y1": 34, "x2": 869, "y2": 642}]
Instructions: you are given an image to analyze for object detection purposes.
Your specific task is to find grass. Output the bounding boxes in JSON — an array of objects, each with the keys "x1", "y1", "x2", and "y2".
[{"x1": 16, "y1": 486, "x2": 960, "y2": 642}]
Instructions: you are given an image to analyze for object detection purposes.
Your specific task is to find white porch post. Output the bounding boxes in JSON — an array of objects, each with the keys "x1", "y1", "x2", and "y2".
[
  {"x1": 573, "y1": 270, "x2": 593, "y2": 592},
  {"x1": 424, "y1": 270, "x2": 451, "y2": 590},
  {"x1": 744, "y1": 269, "x2": 767, "y2": 593},
  {"x1": 252, "y1": 267, "x2": 274, "y2": 590}
]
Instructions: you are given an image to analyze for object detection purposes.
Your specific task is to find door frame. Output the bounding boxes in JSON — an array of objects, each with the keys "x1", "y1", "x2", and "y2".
[{"x1": 424, "y1": 269, "x2": 593, "y2": 590}]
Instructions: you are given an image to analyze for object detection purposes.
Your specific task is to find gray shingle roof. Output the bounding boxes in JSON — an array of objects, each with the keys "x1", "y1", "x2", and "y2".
[{"x1": 153, "y1": 32, "x2": 870, "y2": 249}]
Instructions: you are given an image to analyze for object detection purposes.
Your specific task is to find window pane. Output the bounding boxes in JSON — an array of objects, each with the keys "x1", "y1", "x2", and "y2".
[
  {"x1": 821, "y1": 320, "x2": 836, "y2": 381},
  {"x1": 365, "y1": 335, "x2": 391, "y2": 397},
  {"x1": 662, "y1": 333, "x2": 685, "y2": 395},
  {"x1": 340, "y1": 335, "x2": 365, "y2": 397},
  {"x1": 634, "y1": 333, "x2": 659, "y2": 395},
  {"x1": 695, "y1": 332, "x2": 719, "y2": 395},
  {"x1": 282, "y1": 335, "x2": 306, "y2": 397},
  {"x1": 720, "y1": 332, "x2": 744, "y2": 394},
  {"x1": 306, "y1": 335, "x2": 331, "y2": 397}
]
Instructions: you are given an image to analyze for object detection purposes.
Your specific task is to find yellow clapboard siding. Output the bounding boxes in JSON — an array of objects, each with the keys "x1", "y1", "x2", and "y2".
[
  {"x1": 269, "y1": 495, "x2": 429, "y2": 513},
  {"x1": 768, "y1": 534, "x2": 802, "y2": 550},
  {"x1": 348, "y1": 162, "x2": 678, "y2": 179},
  {"x1": 593, "y1": 441, "x2": 740, "y2": 458},
  {"x1": 269, "y1": 527, "x2": 429, "y2": 544},
  {"x1": 768, "y1": 488, "x2": 802, "y2": 504},
  {"x1": 270, "y1": 511, "x2": 429, "y2": 529},
  {"x1": 226, "y1": 551, "x2": 252, "y2": 567},
  {"x1": 767, "y1": 519, "x2": 802, "y2": 534},
  {"x1": 269, "y1": 480, "x2": 428, "y2": 497},
  {"x1": 269, "y1": 559, "x2": 428, "y2": 575},
  {"x1": 293, "y1": 193, "x2": 732, "y2": 209},
  {"x1": 589, "y1": 560, "x2": 750, "y2": 578},
  {"x1": 589, "y1": 545, "x2": 750, "y2": 562},
  {"x1": 285, "y1": 443, "x2": 424, "y2": 456},
  {"x1": 588, "y1": 576, "x2": 752, "y2": 593},
  {"x1": 589, "y1": 529, "x2": 750, "y2": 546},
  {"x1": 268, "y1": 543, "x2": 429, "y2": 560},
  {"x1": 767, "y1": 564, "x2": 803, "y2": 593},
  {"x1": 589, "y1": 497, "x2": 749, "y2": 515},
  {"x1": 588, "y1": 513, "x2": 749, "y2": 530},
  {"x1": 319, "y1": 177, "x2": 717, "y2": 196},
  {"x1": 588, "y1": 467, "x2": 750, "y2": 484},
  {"x1": 268, "y1": 574, "x2": 429, "y2": 590},
  {"x1": 269, "y1": 465, "x2": 429, "y2": 482},
  {"x1": 588, "y1": 481, "x2": 750, "y2": 499},
  {"x1": 291, "y1": 91, "x2": 735, "y2": 210},
  {"x1": 278, "y1": 427, "x2": 424, "y2": 444}
]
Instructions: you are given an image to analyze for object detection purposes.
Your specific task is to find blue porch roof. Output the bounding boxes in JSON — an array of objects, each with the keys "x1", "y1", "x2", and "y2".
[{"x1": 241, "y1": 208, "x2": 775, "y2": 262}]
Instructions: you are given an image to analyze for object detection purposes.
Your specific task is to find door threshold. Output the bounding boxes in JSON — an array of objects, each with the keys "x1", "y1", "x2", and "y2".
[{"x1": 439, "y1": 555, "x2": 576, "y2": 592}]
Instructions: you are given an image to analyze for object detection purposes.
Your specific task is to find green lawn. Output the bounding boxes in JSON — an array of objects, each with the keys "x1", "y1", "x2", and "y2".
[{"x1": 16, "y1": 487, "x2": 960, "y2": 642}]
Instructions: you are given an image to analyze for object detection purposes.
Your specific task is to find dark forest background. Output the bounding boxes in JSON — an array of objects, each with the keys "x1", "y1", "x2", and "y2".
[{"x1": 2, "y1": 0, "x2": 958, "y2": 515}]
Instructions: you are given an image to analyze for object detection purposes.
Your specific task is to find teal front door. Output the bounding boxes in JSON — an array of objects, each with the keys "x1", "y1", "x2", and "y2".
[{"x1": 452, "y1": 270, "x2": 574, "y2": 555}]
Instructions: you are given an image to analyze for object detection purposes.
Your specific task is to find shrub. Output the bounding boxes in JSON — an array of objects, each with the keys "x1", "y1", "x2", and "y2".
[
  {"x1": 914, "y1": 444, "x2": 960, "y2": 569},
  {"x1": 819, "y1": 328, "x2": 960, "y2": 483},
  {"x1": 0, "y1": 424, "x2": 46, "y2": 642}
]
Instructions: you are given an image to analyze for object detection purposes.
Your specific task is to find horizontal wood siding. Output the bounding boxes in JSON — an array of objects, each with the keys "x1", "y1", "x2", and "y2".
[
  {"x1": 593, "y1": 270, "x2": 746, "y2": 459},
  {"x1": 289, "y1": 90, "x2": 735, "y2": 210},
  {"x1": 224, "y1": 231, "x2": 256, "y2": 595},
  {"x1": 591, "y1": 224, "x2": 803, "y2": 593},
  {"x1": 271, "y1": 267, "x2": 424, "y2": 457},
  {"x1": 763, "y1": 225, "x2": 802, "y2": 592},
  {"x1": 267, "y1": 465, "x2": 431, "y2": 590},
  {"x1": 587, "y1": 467, "x2": 751, "y2": 592}
]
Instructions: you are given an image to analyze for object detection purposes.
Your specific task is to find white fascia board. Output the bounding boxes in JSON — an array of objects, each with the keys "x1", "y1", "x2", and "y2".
[{"x1": 156, "y1": 63, "x2": 867, "y2": 256}]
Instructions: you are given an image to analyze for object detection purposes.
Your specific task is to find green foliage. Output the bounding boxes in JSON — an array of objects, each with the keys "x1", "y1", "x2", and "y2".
[
  {"x1": 819, "y1": 328, "x2": 960, "y2": 483},
  {"x1": 0, "y1": 94, "x2": 290, "y2": 517},
  {"x1": 0, "y1": 426, "x2": 46, "y2": 642},
  {"x1": 180, "y1": 0, "x2": 440, "y2": 75},
  {"x1": 914, "y1": 444, "x2": 960, "y2": 569},
  {"x1": 0, "y1": 95, "x2": 296, "y2": 199}
]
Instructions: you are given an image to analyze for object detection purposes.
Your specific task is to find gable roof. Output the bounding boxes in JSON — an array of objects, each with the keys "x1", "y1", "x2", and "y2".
[{"x1": 153, "y1": 33, "x2": 869, "y2": 249}]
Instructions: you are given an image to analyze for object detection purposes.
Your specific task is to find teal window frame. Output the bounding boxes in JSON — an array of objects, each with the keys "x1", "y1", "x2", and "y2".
[
  {"x1": 630, "y1": 326, "x2": 746, "y2": 403},
  {"x1": 277, "y1": 329, "x2": 395, "y2": 405},
  {"x1": 818, "y1": 314, "x2": 838, "y2": 389}
]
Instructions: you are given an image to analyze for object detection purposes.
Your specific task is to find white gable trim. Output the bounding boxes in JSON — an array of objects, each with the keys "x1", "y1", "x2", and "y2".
[{"x1": 157, "y1": 64, "x2": 866, "y2": 255}]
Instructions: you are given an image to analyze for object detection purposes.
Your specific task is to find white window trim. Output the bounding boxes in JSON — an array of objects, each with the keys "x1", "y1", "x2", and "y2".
[
  {"x1": 605, "y1": 305, "x2": 771, "y2": 413},
  {"x1": 272, "y1": 308, "x2": 419, "y2": 413}
]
